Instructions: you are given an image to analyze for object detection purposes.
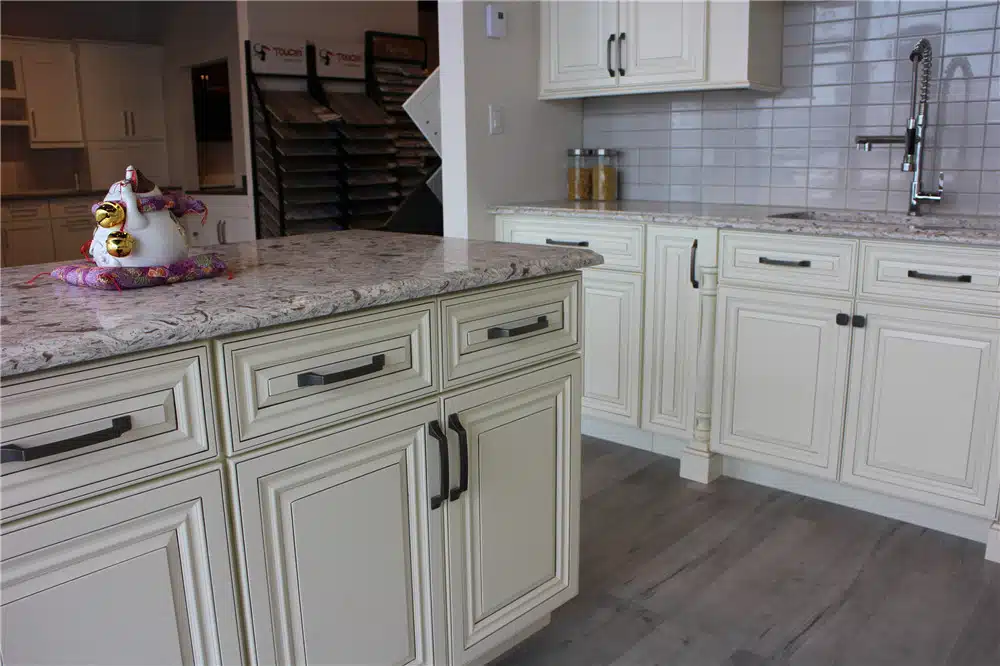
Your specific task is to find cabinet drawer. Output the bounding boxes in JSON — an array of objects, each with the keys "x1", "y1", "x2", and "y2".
[
  {"x1": 48, "y1": 197, "x2": 96, "y2": 219},
  {"x1": 1, "y1": 201, "x2": 49, "y2": 223},
  {"x1": 498, "y1": 215, "x2": 644, "y2": 272},
  {"x1": 216, "y1": 302, "x2": 436, "y2": 452},
  {"x1": 0, "y1": 345, "x2": 219, "y2": 522},
  {"x1": 720, "y1": 231, "x2": 858, "y2": 296},
  {"x1": 440, "y1": 274, "x2": 581, "y2": 388},
  {"x1": 859, "y1": 241, "x2": 1000, "y2": 314}
]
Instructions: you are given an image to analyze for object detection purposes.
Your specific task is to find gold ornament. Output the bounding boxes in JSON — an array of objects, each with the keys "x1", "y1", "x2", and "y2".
[
  {"x1": 94, "y1": 201, "x2": 126, "y2": 228},
  {"x1": 106, "y1": 231, "x2": 135, "y2": 257}
]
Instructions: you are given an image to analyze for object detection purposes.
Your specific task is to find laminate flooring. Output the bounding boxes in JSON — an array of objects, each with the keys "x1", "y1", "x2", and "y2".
[{"x1": 490, "y1": 436, "x2": 1000, "y2": 666}]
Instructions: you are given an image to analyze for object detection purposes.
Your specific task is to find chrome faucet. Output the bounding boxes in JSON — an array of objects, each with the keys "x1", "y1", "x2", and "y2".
[{"x1": 854, "y1": 39, "x2": 944, "y2": 216}]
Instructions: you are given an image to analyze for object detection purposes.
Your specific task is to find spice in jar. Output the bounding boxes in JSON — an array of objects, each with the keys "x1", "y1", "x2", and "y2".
[
  {"x1": 592, "y1": 149, "x2": 619, "y2": 201},
  {"x1": 567, "y1": 149, "x2": 594, "y2": 201}
]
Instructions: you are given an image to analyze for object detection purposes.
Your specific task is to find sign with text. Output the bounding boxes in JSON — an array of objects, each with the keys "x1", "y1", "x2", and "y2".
[
  {"x1": 315, "y1": 40, "x2": 365, "y2": 79},
  {"x1": 249, "y1": 35, "x2": 307, "y2": 75}
]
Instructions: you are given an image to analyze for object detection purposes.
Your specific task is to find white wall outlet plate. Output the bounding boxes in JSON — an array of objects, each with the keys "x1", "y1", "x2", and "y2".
[{"x1": 486, "y1": 3, "x2": 507, "y2": 39}]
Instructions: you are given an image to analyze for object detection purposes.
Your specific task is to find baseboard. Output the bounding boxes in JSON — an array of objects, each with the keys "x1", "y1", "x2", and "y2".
[
  {"x1": 469, "y1": 614, "x2": 551, "y2": 666},
  {"x1": 584, "y1": 416, "x2": 994, "y2": 546}
]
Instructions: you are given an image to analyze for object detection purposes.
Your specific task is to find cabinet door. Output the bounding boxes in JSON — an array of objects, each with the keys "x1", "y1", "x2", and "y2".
[
  {"x1": 52, "y1": 216, "x2": 96, "y2": 261},
  {"x1": 3, "y1": 220, "x2": 55, "y2": 267},
  {"x1": 442, "y1": 358, "x2": 580, "y2": 665},
  {"x1": 20, "y1": 41, "x2": 84, "y2": 145},
  {"x1": 128, "y1": 141, "x2": 170, "y2": 186},
  {"x1": 583, "y1": 269, "x2": 643, "y2": 425},
  {"x1": 641, "y1": 227, "x2": 706, "y2": 437},
  {"x1": 842, "y1": 303, "x2": 1000, "y2": 516},
  {"x1": 618, "y1": 0, "x2": 707, "y2": 88},
  {"x1": 712, "y1": 287, "x2": 853, "y2": 478},
  {"x1": 231, "y1": 404, "x2": 446, "y2": 666},
  {"x1": 76, "y1": 43, "x2": 130, "y2": 141},
  {"x1": 539, "y1": 0, "x2": 619, "y2": 98},
  {"x1": 127, "y1": 46, "x2": 166, "y2": 140},
  {"x1": 88, "y1": 142, "x2": 131, "y2": 190},
  {"x1": 1, "y1": 467, "x2": 243, "y2": 666}
]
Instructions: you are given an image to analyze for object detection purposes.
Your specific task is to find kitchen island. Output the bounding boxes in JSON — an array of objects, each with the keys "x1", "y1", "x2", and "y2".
[{"x1": 0, "y1": 230, "x2": 602, "y2": 666}]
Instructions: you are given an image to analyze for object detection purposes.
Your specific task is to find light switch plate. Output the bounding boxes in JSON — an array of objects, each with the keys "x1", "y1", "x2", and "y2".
[
  {"x1": 486, "y1": 3, "x2": 507, "y2": 39},
  {"x1": 489, "y1": 105, "x2": 504, "y2": 135}
]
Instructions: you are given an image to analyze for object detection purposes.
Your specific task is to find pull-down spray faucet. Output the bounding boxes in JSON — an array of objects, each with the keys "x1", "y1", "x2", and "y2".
[{"x1": 855, "y1": 38, "x2": 944, "y2": 215}]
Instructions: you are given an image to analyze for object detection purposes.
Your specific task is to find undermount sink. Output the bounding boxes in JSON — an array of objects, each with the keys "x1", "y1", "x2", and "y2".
[{"x1": 769, "y1": 210, "x2": 998, "y2": 232}]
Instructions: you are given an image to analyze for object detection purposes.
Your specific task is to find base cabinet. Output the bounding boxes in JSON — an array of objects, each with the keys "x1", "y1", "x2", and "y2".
[
  {"x1": 842, "y1": 303, "x2": 1000, "y2": 516},
  {"x1": 442, "y1": 358, "x2": 581, "y2": 665},
  {"x1": 1, "y1": 467, "x2": 242, "y2": 666},
  {"x1": 712, "y1": 287, "x2": 853, "y2": 478},
  {"x1": 582, "y1": 270, "x2": 642, "y2": 425},
  {"x1": 231, "y1": 404, "x2": 444, "y2": 666}
]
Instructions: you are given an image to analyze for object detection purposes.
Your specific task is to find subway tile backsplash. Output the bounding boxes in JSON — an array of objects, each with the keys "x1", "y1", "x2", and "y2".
[{"x1": 581, "y1": 0, "x2": 1000, "y2": 214}]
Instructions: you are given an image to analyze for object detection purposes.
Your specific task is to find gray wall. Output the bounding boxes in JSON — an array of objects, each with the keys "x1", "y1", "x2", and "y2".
[{"x1": 582, "y1": 0, "x2": 1000, "y2": 215}]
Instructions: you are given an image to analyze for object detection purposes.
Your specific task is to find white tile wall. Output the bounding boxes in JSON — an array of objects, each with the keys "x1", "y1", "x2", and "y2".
[{"x1": 581, "y1": 0, "x2": 1000, "y2": 214}]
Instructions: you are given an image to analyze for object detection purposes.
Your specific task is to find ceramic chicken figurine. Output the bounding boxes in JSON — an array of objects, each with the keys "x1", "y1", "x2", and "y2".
[{"x1": 89, "y1": 166, "x2": 205, "y2": 268}]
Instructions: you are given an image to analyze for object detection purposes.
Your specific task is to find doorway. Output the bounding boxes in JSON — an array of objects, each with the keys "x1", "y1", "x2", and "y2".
[{"x1": 191, "y1": 60, "x2": 234, "y2": 187}]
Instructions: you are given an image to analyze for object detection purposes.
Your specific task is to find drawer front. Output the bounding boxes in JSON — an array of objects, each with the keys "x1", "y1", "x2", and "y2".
[
  {"x1": 217, "y1": 302, "x2": 437, "y2": 453},
  {"x1": 720, "y1": 231, "x2": 858, "y2": 296},
  {"x1": 0, "y1": 345, "x2": 218, "y2": 521},
  {"x1": 48, "y1": 197, "x2": 96, "y2": 219},
  {"x1": 859, "y1": 240, "x2": 1000, "y2": 314},
  {"x1": 498, "y1": 215, "x2": 644, "y2": 272},
  {"x1": 440, "y1": 274, "x2": 581, "y2": 388},
  {"x1": 1, "y1": 201, "x2": 50, "y2": 223}
]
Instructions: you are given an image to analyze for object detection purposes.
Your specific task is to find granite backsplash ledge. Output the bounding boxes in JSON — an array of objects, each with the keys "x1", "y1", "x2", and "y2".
[{"x1": 582, "y1": 0, "x2": 1000, "y2": 216}]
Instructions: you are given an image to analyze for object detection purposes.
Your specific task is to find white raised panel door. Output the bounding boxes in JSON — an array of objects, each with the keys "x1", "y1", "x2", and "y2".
[
  {"x1": 127, "y1": 45, "x2": 166, "y2": 140},
  {"x1": 443, "y1": 359, "x2": 580, "y2": 665},
  {"x1": 1, "y1": 466, "x2": 242, "y2": 666},
  {"x1": 231, "y1": 404, "x2": 445, "y2": 666},
  {"x1": 88, "y1": 142, "x2": 131, "y2": 189},
  {"x1": 711, "y1": 287, "x2": 853, "y2": 478},
  {"x1": 841, "y1": 303, "x2": 1000, "y2": 517},
  {"x1": 20, "y1": 41, "x2": 84, "y2": 146},
  {"x1": 583, "y1": 270, "x2": 643, "y2": 425},
  {"x1": 77, "y1": 42, "x2": 131, "y2": 141},
  {"x1": 617, "y1": 0, "x2": 707, "y2": 89},
  {"x1": 221, "y1": 215, "x2": 256, "y2": 243},
  {"x1": 641, "y1": 227, "x2": 706, "y2": 437},
  {"x1": 540, "y1": 0, "x2": 619, "y2": 98},
  {"x1": 128, "y1": 141, "x2": 170, "y2": 186}
]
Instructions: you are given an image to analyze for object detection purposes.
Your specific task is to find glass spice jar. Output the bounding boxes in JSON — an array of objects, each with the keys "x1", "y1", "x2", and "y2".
[
  {"x1": 592, "y1": 148, "x2": 619, "y2": 201},
  {"x1": 567, "y1": 149, "x2": 594, "y2": 201}
]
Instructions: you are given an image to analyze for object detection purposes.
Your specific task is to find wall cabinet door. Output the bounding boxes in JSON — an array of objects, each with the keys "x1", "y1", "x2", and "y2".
[
  {"x1": 1, "y1": 467, "x2": 243, "y2": 666},
  {"x1": 88, "y1": 142, "x2": 131, "y2": 190},
  {"x1": 642, "y1": 227, "x2": 706, "y2": 437},
  {"x1": 842, "y1": 303, "x2": 1000, "y2": 516},
  {"x1": 712, "y1": 287, "x2": 854, "y2": 478},
  {"x1": 128, "y1": 46, "x2": 166, "y2": 141},
  {"x1": 231, "y1": 404, "x2": 445, "y2": 666},
  {"x1": 540, "y1": 0, "x2": 619, "y2": 97},
  {"x1": 442, "y1": 359, "x2": 580, "y2": 665},
  {"x1": 77, "y1": 42, "x2": 131, "y2": 141},
  {"x1": 3, "y1": 220, "x2": 55, "y2": 267},
  {"x1": 128, "y1": 140, "x2": 170, "y2": 186},
  {"x1": 583, "y1": 269, "x2": 642, "y2": 425},
  {"x1": 617, "y1": 0, "x2": 707, "y2": 89},
  {"x1": 20, "y1": 41, "x2": 83, "y2": 146}
]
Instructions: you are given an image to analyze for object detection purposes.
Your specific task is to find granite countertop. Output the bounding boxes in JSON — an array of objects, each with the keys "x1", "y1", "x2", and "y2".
[
  {"x1": 0, "y1": 230, "x2": 603, "y2": 377},
  {"x1": 490, "y1": 201, "x2": 1000, "y2": 247}
]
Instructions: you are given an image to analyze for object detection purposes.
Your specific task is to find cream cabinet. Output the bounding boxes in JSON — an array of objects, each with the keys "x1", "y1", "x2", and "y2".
[
  {"x1": 2, "y1": 218, "x2": 55, "y2": 267},
  {"x1": 18, "y1": 40, "x2": 84, "y2": 147},
  {"x1": 841, "y1": 303, "x2": 1000, "y2": 517},
  {"x1": 77, "y1": 42, "x2": 166, "y2": 142},
  {"x1": 88, "y1": 140, "x2": 170, "y2": 191},
  {"x1": 539, "y1": 0, "x2": 782, "y2": 100},
  {"x1": 1, "y1": 467, "x2": 243, "y2": 666}
]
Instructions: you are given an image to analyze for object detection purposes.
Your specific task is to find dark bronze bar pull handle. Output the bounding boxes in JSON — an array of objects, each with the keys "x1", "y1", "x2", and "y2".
[
  {"x1": 759, "y1": 257, "x2": 812, "y2": 267},
  {"x1": 545, "y1": 238, "x2": 589, "y2": 247},
  {"x1": 690, "y1": 239, "x2": 699, "y2": 289},
  {"x1": 428, "y1": 420, "x2": 449, "y2": 510},
  {"x1": 447, "y1": 414, "x2": 469, "y2": 501},
  {"x1": 1, "y1": 416, "x2": 133, "y2": 464},
  {"x1": 618, "y1": 32, "x2": 626, "y2": 76},
  {"x1": 606, "y1": 34, "x2": 615, "y2": 78},
  {"x1": 297, "y1": 353, "x2": 386, "y2": 387},
  {"x1": 487, "y1": 316, "x2": 549, "y2": 340},
  {"x1": 907, "y1": 269, "x2": 971, "y2": 283}
]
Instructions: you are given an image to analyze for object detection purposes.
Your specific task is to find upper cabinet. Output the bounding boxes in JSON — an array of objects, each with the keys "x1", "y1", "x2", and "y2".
[
  {"x1": 77, "y1": 42, "x2": 166, "y2": 142},
  {"x1": 18, "y1": 41, "x2": 84, "y2": 147},
  {"x1": 539, "y1": 0, "x2": 783, "y2": 100}
]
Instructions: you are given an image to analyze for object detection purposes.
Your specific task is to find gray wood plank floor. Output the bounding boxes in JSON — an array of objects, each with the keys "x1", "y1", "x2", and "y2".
[{"x1": 491, "y1": 436, "x2": 1000, "y2": 666}]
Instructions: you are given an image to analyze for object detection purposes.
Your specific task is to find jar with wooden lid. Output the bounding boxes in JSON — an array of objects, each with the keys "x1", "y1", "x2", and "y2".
[
  {"x1": 567, "y1": 149, "x2": 594, "y2": 201},
  {"x1": 592, "y1": 148, "x2": 619, "y2": 201}
]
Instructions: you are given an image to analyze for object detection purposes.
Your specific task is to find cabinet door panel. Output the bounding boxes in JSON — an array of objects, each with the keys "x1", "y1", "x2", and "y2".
[
  {"x1": 842, "y1": 303, "x2": 1000, "y2": 516},
  {"x1": 1, "y1": 467, "x2": 242, "y2": 666},
  {"x1": 21, "y1": 42, "x2": 83, "y2": 145},
  {"x1": 712, "y1": 287, "x2": 853, "y2": 478},
  {"x1": 77, "y1": 43, "x2": 130, "y2": 141},
  {"x1": 443, "y1": 359, "x2": 580, "y2": 665},
  {"x1": 128, "y1": 46, "x2": 166, "y2": 140},
  {"x1": 583, "y1": 270, "x2": 643, "y2": 425},
  {"x1": 129, "y1": 141, "x2": 170, "y2": 187},
  {"x1": 88, "y1": 143, "x2": 131, "y2": 191},
  {"x1": 232, "y1": 404, "x2": 444, "y2": 666},
  {"x1": 540, "y1": 0, "x2": 619, "y2": 97},
  {"x1": 3, "y1": 221, "x2": 54, "y2": 267},
  {"x1": 619, "y1": 0, "x2": 707, "y2": 87},
  {"x1": 52, "y1": 217, "x2": 96, "y2": 261}
]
